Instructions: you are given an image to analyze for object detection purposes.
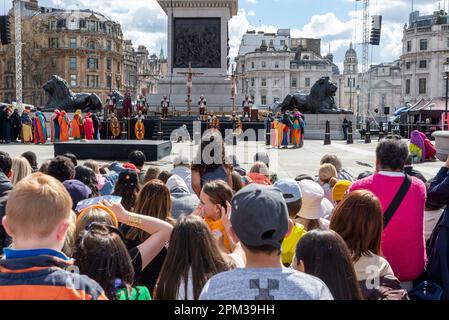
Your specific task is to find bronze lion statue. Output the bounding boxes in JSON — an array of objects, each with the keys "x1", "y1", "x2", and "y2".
[
  {"x1": 275, "y1": 77, "x2": 352, "y2": 114},
  {"x1": 43, "y1": 75, "x2": 103, "y2": 112}
]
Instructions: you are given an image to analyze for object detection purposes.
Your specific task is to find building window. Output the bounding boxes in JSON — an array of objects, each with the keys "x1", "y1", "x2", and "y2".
[
  {"x1": 117, "y1": 62, "x2": 121, "y2": 73},
  {"x1": 251, "y1": 78, "x2": 255, "y2": 87},
  {"x1": 280, "y1": 40, "x2": 286, "y2": 46},
  {"x1": 87, "y1": 58, "x2": 98, "y2": 70},
  {"x1": 262, "y1": 61, "x2": 266, "y2": 68},
  {"x1": 49, "y1": 38, "x2": 59, "y2": 49},
  {"x1": 251, "y1": 61, "x2": 255, "y2": 69},
  {"x1": 107, "y1": 75, "x2": 112, "y2": 90},
  {"x1": 87, "y1": 75, "x2": 99, "y2": 88},
  {"x1": 407, "y1": 41, "x2": 412, "y2": 52},
  {"x1": 406, "y1": 61, "x2": 411, "y2": 69},
  {"x1": 274, "y1": 79, "x2": 280, "y2": 87},
  {"x1": 305, "y1": 78, "x2": 311, "y2": 87},
  {"x1": 107, "y1": 58, "x2": 112, "y2": 71},
  {"x1": 419, "y1": 60, "x2": 427, "y2": 68},
  {"x1": 261, "y1": 95, "x2": 267, "y2": 105},
  {"x1": 419, "y1": 78, "x2": 427, "y2": 94},
  {"x1": 405, "y1": 79, "x2": 411, "y2": 94},
  {"x1": 261, "y1": 78, "x2": 267, "y2": 87},
  {"x1": 70, "y1": 75, "x2": 77, "y2": 86},
  {"x1": 69, "y1": 57, "x2": 77, "y2": 69},
  {"x1": 69, "y1": 38, "x2": 77, "y2": 49},
  {"x1": 292, "y1": 78, "x2": 297, "y2": 88},
  {"x1": 420, "y1": 39, "x2": 428, "y2": 51},
  {"x1": 49, "y1": 20, "x2": 57, "y2": 31},
  {"x1": 275, "y1": 61, "x2": 279, "y2": 68},
  {"x1": 79, "y1": 20, "x2": 86, "y2": 28},
  {"x1": 87, "y1": 41, "x2": 96, "y2": 50},
  {"x1": 106, "y1": 40, "x2": 112, "y2": 51}
]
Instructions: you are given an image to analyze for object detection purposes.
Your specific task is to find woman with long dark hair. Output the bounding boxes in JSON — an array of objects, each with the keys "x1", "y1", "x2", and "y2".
[
  {"x1": 74, "y1": 165, "x2": 99, "y2": 197},
  {"x1": 123, "y1": 180, "x2": 175, "y2": 294},
  {"x1": 112, "y1": 169, "x2": 141, "y2": 211},
  {"x1": 155, "y1": 215, "x2": 235, "y2": 300},
  {"x1": 191, "y1": 129, "x2": 233, "y2": 197},
  {"x1": 294, "y1": 229, "x2": 363, "y2": 300}
]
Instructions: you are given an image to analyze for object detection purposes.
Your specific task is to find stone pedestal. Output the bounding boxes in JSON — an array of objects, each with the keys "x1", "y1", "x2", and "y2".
[
  {"x1": 432, "y1": 131, "x2": 449, "y2": 162},
  {"x1": 150, "y1": 0, "x2": 240, "y2": 111},
  {"x1": 304, "y1": 114, "x2": 356, "y2": 140}
]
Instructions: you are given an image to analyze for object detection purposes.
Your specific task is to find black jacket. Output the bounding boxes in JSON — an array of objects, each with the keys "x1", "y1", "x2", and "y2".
[{"x1": 0, "y1": 171, "x2": 13, "y2": 253}]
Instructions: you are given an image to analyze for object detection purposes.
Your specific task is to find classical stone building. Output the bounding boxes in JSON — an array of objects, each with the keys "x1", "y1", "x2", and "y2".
[
  {"x1": 136, "y1": 45, "x2": 168, "y2": 100},
  {"x1": 334, "y1": 43, "x2": 360, "y2": 114},
  {"x1": 401, "y1": 10, "x2": 449, "y2": 105},
  {"x1": 235, "y1": 29, "x2": 337, "y2": 107},
  {"x1": 0, "y1": 1, "x2": 125, "y2": 105},
  {"x1": 123, "y1": 40, "x2": 137, "y2": 98}
]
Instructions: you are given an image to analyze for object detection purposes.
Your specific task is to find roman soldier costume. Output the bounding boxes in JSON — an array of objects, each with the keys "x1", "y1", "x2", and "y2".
[{"x1": 161, "y1": 96, "x2": 169, "y2": 118}]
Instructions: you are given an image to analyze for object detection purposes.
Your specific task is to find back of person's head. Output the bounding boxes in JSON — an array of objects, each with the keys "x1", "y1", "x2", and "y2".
[
  {"x1": 47, "y1": 156, "x2": 75, "y2": 182},
  {"x1": 83, "y1": 160, "x2": 100, "y2": 174},
  {"x1": 0, "y1": 151, "x2": 12, "y2": 176},
  {"x1": 128, "y1": 150, "x2": 146, "y2": 169},
  {"x1": 144, "y1": 166, "x2": 161, "y2": 184},
  {"x1": 319, "y1": 163, "x2": 338, "y2": 184},
  {"x1": 231, "y1": 184, "x2": 289, "y2": 255},
  {"x1": 332, "y1": 180, "x2": 352, "y2": 204},
  {"x1": 63, "y1": 179, "x2": 93, "y2": 210},
  {"x1": 357, "y1": 171, "x2": 373, "y2": 180},
  {"x1": 113, "y1": 169, "x2": 140, "y2": 211},
  {"x1": 376, "y1": 135, "x2": 409, "y2": 171},
  {"x1": 295, "y1": 230, "x2": 362, "y2": 300},
  {"x1": 330, "y1": 190, "x2": 382, "y2": 261},
  {"x1": 74, "y1": 166, "x2": 99, "y2": 196},
  {"x1": 231, "y1": 171, "x2": 243, "y2": 193},
  {"x1": 249, "y1": 162, "x2": 270, "y2": 177},
  {"x1": 75, "y1": 205, "x2": 118, "y2": 237},
  {"x1": 166, "y1": 175, "x2": 190, "y2": 194},
  {"x1": 202, "y1": 180, "x2": 234, "y2": 208},
  {"x1": 11, "y1": 156, "x2": 32, "y2": 185},
  {"x1": 135, "y1": 179, "x2": 173, "y2": 221},
  {"x1": 192, "y1": 129, "x2": 226, "y2": 174},
  {"x1": 173, "y1": 156, "x2": 191, "y2": 168},
  {"x1": 320, "y1": 154, "x2": 342, "y2": 172},
  {"x1": 155, "y1": 215, "x2": 231, "y2": 300},
  {"x1": 297, "y1": 179, "x2": 333, "y2": 225},
  {"x1": 158, "y1": 170, "x2": 173, "y2": 184},
  {"x1": 62, "y1": 153, "x2": 78, "y2": 167},
  {"x1": 73, "y1": 222, "x2": 134, "y2": 300},
  {"x1": 253, "y1": 152, "x2": 270, "y2": 168},
  {"x1": 21, "y1": 151, "x2": 38, "y2": 170},
  {"x1": 4, "y1": 173, "x2": 72, "y2": 242},
  {"x1": 294, "y1": 174, "x2": 314, "y2": 182},
  {"x1": 273, "y1": 179, "x2": 303, "y2": 218}
]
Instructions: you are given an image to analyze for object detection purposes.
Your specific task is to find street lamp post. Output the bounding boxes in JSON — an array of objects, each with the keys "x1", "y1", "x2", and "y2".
[
  {"x1": 356, "y1": 85, "x2": 361, "y2": 128},
  {"x1": 349, "y1": 77, "x2": 353, "y2": 112},
  {"x1": 444, "y1": 60, "x2": 449, "y2": 131}
]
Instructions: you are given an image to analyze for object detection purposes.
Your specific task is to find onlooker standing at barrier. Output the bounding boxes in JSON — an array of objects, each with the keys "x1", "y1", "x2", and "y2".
[{"x1": 349, "y1": 136, "x2": 426, "y2": 288}]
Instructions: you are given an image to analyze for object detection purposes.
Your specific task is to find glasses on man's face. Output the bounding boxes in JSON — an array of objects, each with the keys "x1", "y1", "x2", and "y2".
[{"x1": 85, "y1": 222, "x2": 125, "y2": 242}]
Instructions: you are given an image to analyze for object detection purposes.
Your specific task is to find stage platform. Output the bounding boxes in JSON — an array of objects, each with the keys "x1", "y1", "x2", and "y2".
[{"x1": 54, "y1": 140, "x2": 172, "y2": 161}]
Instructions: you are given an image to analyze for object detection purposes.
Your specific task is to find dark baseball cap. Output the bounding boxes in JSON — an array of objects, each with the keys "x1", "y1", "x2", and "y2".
[
  {"x1": 63, "y1": 179, "x2": 92, "y2": 210},
  {"x1": 231, "y1": 184, "x2": 289, "y2": 250}
]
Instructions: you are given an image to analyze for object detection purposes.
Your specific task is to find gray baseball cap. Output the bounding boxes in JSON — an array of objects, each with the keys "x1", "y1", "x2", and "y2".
[
  {"x1": 231, "y1": 184, "x2": 289, "y2": 250},
  {"x1": 273, "y1": 179, "x2": 302, "y2": 204}
]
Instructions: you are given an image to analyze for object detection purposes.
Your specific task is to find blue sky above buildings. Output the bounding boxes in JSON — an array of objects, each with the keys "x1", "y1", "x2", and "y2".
[{"x1": 3, "y1": 0, "x2": 446, "y2": 72}]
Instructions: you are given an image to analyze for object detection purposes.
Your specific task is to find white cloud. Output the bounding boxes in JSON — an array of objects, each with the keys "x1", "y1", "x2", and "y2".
[
  {"x1": 246, "y1": 0, "x2": 258, "y2": 4},
  {"x1": 248, "y1": 10, "x2": 256, "y2": 17}
]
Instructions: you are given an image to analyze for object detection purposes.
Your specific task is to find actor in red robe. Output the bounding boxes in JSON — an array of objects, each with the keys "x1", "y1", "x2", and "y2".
[{"x1": 84, "y1": 113, "x2": 94, "y2": 140}]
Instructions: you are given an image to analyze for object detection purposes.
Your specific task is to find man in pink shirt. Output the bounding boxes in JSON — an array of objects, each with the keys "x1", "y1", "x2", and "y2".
[{"x1": 349, "y1": 136, "x2": 426, "y2": 288}]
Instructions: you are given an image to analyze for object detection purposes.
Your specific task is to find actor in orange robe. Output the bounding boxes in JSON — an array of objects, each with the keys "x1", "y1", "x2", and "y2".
[{"x1": 58, "y1": 110, "x2": 71, "y2": 142}]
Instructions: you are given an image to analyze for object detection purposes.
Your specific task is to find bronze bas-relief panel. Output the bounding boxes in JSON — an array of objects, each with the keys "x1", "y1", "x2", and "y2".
[{"x1": 173, "y1": 18, "x2": 221, "y2": 68}]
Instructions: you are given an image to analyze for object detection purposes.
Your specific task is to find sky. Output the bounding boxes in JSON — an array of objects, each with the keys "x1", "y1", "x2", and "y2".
[{"x1": 3, "y1": 0, "x2": 447, "y2": 72}]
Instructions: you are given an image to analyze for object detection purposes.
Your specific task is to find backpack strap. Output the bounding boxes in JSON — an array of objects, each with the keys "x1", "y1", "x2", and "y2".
[{"x1": 383, "y1": 174, "x2": 412, "y2": 229}]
